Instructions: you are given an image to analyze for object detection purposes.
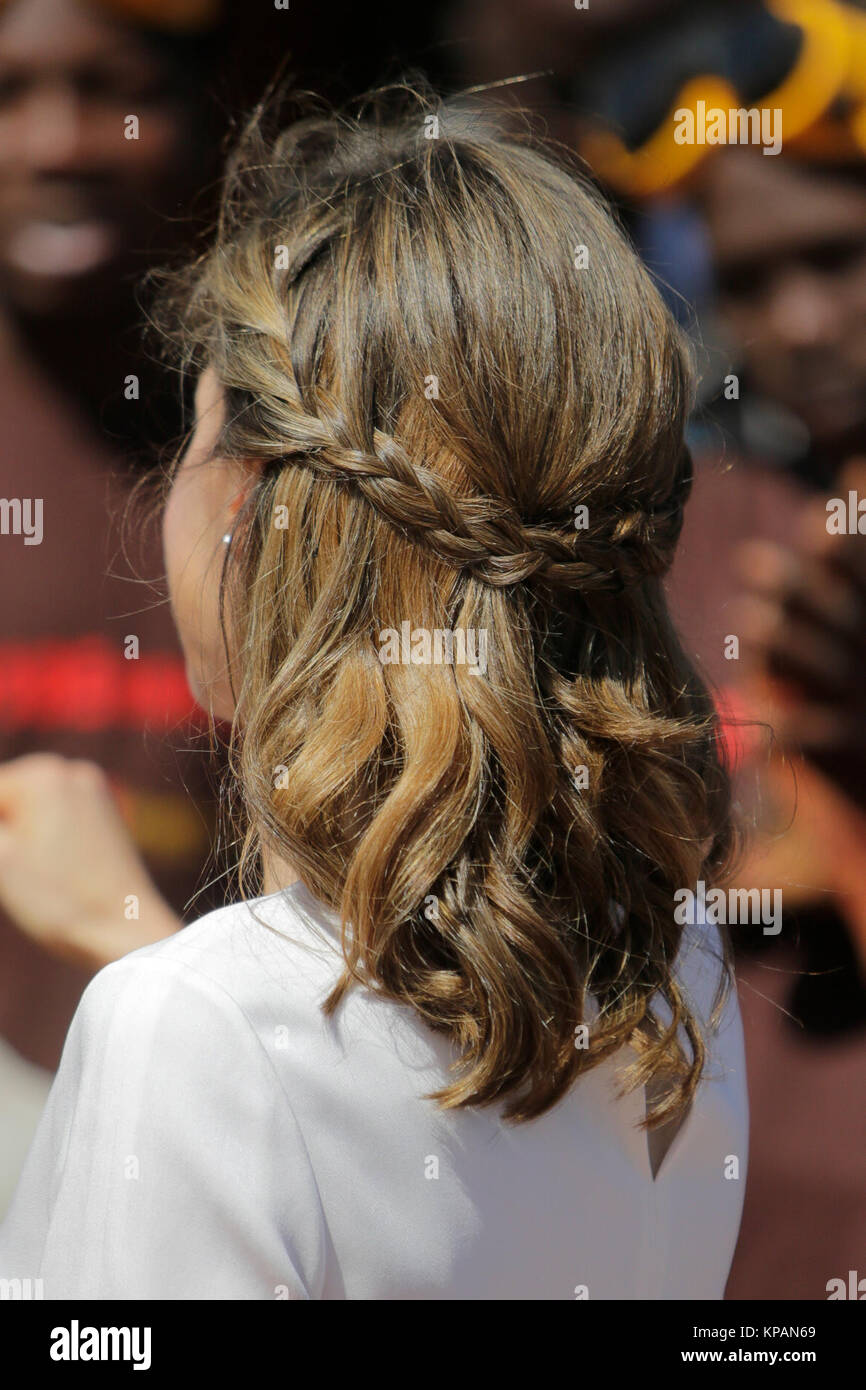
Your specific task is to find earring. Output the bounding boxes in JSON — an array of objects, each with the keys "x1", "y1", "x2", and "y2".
[{"x1": 222, "y1": 533, "x2": 232, "y2": 545}]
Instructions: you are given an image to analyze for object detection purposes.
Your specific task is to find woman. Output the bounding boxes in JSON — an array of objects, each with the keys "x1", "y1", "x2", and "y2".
[{"x1": 0, "y1": 87, "x2": 748, "y2": 1299}]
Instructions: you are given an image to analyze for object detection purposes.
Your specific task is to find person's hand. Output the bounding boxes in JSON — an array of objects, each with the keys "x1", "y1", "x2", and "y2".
[
  {"x1": 732, "y1": 459, "x2": 866, "y2": 812},
  {"x1": 0, "y1": 753, "x2": 181, "y2": 969}
]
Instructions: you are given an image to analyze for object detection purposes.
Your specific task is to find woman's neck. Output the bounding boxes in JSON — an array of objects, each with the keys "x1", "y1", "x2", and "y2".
[{"x1": 260, "y1": 845, "x2": 302, "y2": 896}]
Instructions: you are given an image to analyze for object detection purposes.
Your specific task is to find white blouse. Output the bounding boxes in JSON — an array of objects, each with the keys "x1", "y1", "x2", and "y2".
[{"x1": 0, "y1": 881, "x2": 748, "y2": 1299}]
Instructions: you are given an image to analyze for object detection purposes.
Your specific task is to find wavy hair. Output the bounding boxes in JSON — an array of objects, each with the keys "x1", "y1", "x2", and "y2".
[{"x1": 157, "y1": 81, "x2": 738, "y2": 1127}]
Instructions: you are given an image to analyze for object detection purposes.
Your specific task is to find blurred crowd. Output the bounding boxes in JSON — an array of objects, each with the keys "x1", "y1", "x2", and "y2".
[{"x1": 0, "y1": 0, "x2": 863, "y2": 1301}]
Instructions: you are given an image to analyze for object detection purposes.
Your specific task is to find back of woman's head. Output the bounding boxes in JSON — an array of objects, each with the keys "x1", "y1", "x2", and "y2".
[{"x1": 161, "y1": 81, "x2": 736, "y2": 1126}]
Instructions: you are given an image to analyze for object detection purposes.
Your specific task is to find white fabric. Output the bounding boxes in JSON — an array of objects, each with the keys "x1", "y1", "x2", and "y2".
[{"x1": 0, "y1": 882, "x2": 748, "y2": 1299}]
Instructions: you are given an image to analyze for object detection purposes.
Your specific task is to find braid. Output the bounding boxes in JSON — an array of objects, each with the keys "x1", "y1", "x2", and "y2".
[
  {"x1": 223, "y1": 320, "x2": 691, "y2": 594},
  {"x1": 259, "y1": 388, "x2": 692, "y2": 594},
  {"x1": 192, "y1": 215, "x2": 696, "y2": 599}
]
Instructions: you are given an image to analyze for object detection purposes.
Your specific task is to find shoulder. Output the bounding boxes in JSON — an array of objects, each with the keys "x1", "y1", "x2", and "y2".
[
  {"x1": 3, "y1": 901, "x2": 330, "y2": 1299},
  {"x1": 71, "y1": 888, "x2": 345, "y2": 1067},
  {"x1": 92, "y1": 887, "x2": 341, "y2": 1002},
  {"x1": 53, "y1": 893, "x2": 347, "y2": 1167}
]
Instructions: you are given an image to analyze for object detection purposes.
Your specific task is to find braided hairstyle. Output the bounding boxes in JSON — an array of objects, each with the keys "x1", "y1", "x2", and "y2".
[{"x1": 158, "y1": 81, "x2": 737, "y2": 1126}]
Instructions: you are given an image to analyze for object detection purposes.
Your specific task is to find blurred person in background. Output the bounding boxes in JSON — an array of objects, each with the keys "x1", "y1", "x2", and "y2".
[
  {"x1": 594, "y1": 0, "x2": 866, "y2": 1302},
  {"x1": 0, "y1": 0, "x2": 453, "y2": 1214},
  {"x1": 0, "y1": 0, "x2": 234, "y2": 1212},
  {"x1": 690, "y1": 35, "x2": 866, "y2": 1300},
  {"x1": 452, "y1": 0, "x2": 866, "y2": 1298}
]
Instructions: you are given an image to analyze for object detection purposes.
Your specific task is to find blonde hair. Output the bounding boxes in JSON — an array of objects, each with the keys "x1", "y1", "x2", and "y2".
[{"x1": 159, "y1": 83, "x2": 737, "y2": 1127}]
